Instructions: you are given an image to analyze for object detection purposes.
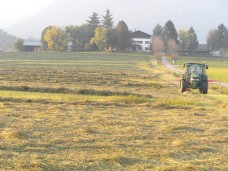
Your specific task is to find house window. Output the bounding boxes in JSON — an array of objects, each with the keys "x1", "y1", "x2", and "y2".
[
  {"x1": 145, "y1": 47, "x2": 150, "y2": 51},
  {"x1": 135, "y1": 41, "x2": 143, "y2": 44},
  {"x1": 145, "y1": 41, "x2": 150, "y2": 44},
  {"x1": 138, "y1": 47, "x2": 142, "y2": 51}
]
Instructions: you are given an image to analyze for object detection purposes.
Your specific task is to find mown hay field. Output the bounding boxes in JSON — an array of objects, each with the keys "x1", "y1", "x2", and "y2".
[{"x1": 0, "y1": 52, "x2": 227, "y2": 170}]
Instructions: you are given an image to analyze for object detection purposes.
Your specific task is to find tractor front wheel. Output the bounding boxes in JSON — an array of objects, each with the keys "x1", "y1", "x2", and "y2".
[
  {"x1": 180, "y1": 80, "x2": 186, "y2": 93},
  {"x1": 201, "y1": 81, "x2": 208, "y2": 94}
]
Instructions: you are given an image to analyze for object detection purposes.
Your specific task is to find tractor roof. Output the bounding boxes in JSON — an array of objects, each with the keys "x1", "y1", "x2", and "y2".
[
  {"x1": 186, "y1": 63, "x2": 206, "y2": 66},
  {"x1": 184, "y1": 63, "x2": 208, "y2": 69}
]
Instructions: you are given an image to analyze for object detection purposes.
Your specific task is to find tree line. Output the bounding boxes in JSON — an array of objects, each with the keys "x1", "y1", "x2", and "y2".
[
  {"x1": 40, "y1": 12, "x2": 200, "y2": 55},
  {"x1": 40, "y1": 10, "x2": 131, "y2": 52},
  {"x1": 13, "y1": 9, "x2": 227, "y2": 57},
  {"x1": 151, "y1": 20, "x2": 199, "y2": 63}
]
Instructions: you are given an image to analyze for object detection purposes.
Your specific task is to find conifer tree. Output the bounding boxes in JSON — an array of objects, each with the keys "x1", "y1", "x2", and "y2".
[
  {"x1": 188, "y1": 27, "x2": 199, "y2": 53},
  {"x1": 102, "y1": 9, "x2": 113, "y2": 28}
]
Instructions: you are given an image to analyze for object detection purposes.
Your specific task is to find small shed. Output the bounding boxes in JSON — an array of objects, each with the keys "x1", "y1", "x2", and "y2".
[{"x1": 23, "y1": 41, "x2": 41, "y2": 52}]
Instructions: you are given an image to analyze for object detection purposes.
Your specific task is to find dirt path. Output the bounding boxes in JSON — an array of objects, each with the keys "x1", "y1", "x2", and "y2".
[{"x1": 162, "y1": 56, "x2": 228, "y2": 88}]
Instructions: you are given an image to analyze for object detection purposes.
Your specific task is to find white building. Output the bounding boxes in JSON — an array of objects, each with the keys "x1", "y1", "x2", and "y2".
[{"x1": 131, "y1": 30, "x2": 152, "y2": 52}]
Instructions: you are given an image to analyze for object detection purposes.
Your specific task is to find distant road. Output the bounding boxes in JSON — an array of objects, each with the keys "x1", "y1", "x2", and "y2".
[
  {"x1": 161, "y1": 56, "x2": 228, "y2": 88},
  {"x1": 161, "y1": 57, "x2": 184, "y2": 73}
]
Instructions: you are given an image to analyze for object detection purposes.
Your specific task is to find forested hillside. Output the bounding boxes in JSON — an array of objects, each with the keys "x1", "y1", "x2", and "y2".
[{"x1": 0, "y1": 29, "x2": 16, "y2": 50}]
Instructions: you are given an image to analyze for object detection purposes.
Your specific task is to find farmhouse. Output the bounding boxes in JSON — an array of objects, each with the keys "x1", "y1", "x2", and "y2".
[
  {"x1": 23, "y1": 40, "x2": 41, "y2": 52},
  {"x1": 130, "y1": 30, "x2": 152, "y2": 52}
]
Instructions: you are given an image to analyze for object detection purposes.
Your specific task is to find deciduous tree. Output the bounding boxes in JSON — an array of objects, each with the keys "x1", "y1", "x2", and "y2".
[
  {"x1": 152, "y1": 36, "x2": 164, "y2": 64},
  {"x1": 107, "y1": 28, "x2": 118, "y2": 51},
  {"x1": 41, "y1": 26, "x2": 52, "y2": 50},
  {"x1": 65, "y1": 24, "x2": 91, "y2": 51},
  {"x1": 207, "y1": 29, "x2": 220, "y2": 52},
  {"x1": 179, "y1": 29, "x2": 189, "y2": 52},
  {"x1": 167, "y1": 39, "x2": 178, "y2": 62},
  {"x1": 116, "y1": 20, "x2": 131, "y2": 51},
  {"x1": 90, "y1": 27, "x2": 108, "y2": 50},
  {"x1": 179, "y1": 27, "x2": 198, "y2": 55},
  {"x1": 14, "y1": 38, "x2": 24, "y2": 51},
  {"x1": 207, "y1": 24, "x2": 228, "y2": 56},
  {"x1": 43, "y1": 26, "x2": 67, "y2": 51}
]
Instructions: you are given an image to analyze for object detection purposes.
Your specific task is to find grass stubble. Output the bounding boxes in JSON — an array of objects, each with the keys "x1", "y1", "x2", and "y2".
[{"x1": 0, "y1": 52, "x2": 227, "y2": 170}]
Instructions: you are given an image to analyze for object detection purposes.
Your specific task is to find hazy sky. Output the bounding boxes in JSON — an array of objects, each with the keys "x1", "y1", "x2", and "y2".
[
  {"x1": 1, "y1": 0, "x2": 228, "y2": 43},
  {"x1": 0, "y1": 0, "x2": 53, "y2": 27}
]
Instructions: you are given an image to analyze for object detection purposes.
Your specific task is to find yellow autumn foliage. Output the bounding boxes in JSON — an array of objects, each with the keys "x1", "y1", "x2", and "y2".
[
  {"x1": 90, "y1": 27, "x2": 108, "y2": 50},
  {"x1": 43, "y1": 26, "x2": 68, "y2": 51}
]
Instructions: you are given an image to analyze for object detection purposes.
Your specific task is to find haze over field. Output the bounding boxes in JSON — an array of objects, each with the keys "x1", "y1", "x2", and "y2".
[{"x1": 2, "y1": 0, "x2": 228, "y2": 43}]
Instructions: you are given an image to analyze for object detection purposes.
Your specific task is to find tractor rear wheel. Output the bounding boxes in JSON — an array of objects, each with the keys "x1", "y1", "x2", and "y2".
[
  {"x1": 180, "y1": 80, "x2": 186, "y2": 93},
  {"x1": 201, "y1": 81, "x2": 208, "y2": 94}
]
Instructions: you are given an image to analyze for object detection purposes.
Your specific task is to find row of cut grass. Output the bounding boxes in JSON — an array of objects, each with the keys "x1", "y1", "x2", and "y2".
[
  {"x1": 0, "y1": 86, "x2": 153, "y2": 98},
  {"x1": 0, "y1": 90, "x2": 104, "y2": 103},
  {"x1": 0, "y1": 90, "x2": 201, "y2": 107},
  {"x1": 0, "y1": 90, "x2": 154, "y2": 105}
]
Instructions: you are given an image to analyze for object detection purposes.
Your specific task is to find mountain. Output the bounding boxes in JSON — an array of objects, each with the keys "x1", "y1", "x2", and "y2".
[
  {"x1": 0, "y1": 29, "x2": 16, "y2": 50},
  {"x1": 6, "y1": 0, "x2": 228, "y2": 43}
]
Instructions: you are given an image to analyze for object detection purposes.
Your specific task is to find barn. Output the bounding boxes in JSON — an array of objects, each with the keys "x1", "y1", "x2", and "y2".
[{"x1": 23, "y1": 41, "x2": 41, "y2": 52}]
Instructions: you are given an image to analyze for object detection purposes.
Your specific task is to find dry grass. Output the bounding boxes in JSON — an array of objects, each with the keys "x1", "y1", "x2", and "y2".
[{"x1": 0, "y1": 52, "x2": 227, "y2": 170}]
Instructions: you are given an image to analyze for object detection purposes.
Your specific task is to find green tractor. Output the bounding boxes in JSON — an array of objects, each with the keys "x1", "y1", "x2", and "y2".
[{"x1": 180, "y1": 63, "x2": 208, "y2": 94}]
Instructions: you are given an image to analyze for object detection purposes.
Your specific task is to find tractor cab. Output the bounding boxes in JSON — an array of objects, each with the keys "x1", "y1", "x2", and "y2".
[
  {"x1": 183, "y1": 63, "x2": 208, "y2": 75},
  {"x1": 180, "y1": 63, "x2": 208, "y2": 94}
]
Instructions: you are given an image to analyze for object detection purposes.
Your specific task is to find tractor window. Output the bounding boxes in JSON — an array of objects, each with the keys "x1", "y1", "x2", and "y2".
[{"x1": 188, "y1": 64, "x2": 203, "y2": 74}]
